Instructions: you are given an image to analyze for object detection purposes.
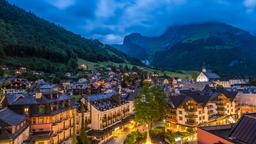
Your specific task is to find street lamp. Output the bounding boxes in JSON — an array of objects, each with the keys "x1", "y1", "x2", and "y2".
[
  {"x1": 145, "y1": 124, "x2": 152, "y2": 144},
  {"x1": 175, "y1": 137, "x2": 182, "y2": 144}
]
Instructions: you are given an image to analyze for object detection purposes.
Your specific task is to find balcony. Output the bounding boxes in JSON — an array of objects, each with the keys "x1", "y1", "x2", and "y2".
[
  {"x1": 63, "y1": 126, "x2": 69, "y2": 130},
  {"x1": 185, "y1": 114, "x2": 198, "y2": 119},
  {"x1": 61, "y1": 116, "x2": 68, "y2": 121},
  {"x1": 217, "y1": 106, "x2": 225, "y2": 111},
  {"x1": 52, "y1": 120, "x2": 61, "y2": 126},
  {"x1": 185, "y1": 108, "x2": 197, "y2": 113},
  {"x1": 186, "y1": 120, "x2": 198, "y2": 126},
  {"x1": 102, "y1": 117, "x2": 107, "y2": 123}
]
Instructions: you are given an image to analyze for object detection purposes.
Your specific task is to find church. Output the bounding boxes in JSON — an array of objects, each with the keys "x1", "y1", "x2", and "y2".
[{"x1": 196, "y1": 68, "x2": 220, "y2": 82}]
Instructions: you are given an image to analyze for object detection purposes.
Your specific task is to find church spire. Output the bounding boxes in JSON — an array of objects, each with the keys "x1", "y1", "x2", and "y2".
[{"x1": 202, "y1": 67, "x2": 206, "y2": 73}]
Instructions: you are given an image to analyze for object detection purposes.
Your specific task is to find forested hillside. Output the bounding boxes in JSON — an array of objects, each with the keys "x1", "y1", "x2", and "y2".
[{"x1": 0, "y1": 0, "x2": 141, "y2": 72}]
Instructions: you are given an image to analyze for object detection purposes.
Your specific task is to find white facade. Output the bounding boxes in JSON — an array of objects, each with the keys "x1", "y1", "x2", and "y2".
[
  {"x1": 172, "y1": 94, "x2": 239, "y2": 127},
  {"x1": 196, "y1": 72, "x2": 209, "y2": 82}
]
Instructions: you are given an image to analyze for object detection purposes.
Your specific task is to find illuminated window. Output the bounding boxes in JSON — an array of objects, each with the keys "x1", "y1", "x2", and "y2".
[
  {"x1": 24, "y1": 107, "x2": 29, "y2": 114},
  {"x1": 39, "y1": 105, "x2": 45, "y2": 114},
  {"x1": 38, "y1": 117, "x2": 44, "y2": 124}
]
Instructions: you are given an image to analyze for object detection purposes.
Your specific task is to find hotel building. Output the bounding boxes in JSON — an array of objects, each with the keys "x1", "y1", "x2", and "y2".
[
  {"x1": 168, "y1": 87, "x2": 240, "y2": 127},
  {"x1": 82, "y1": 92, "x2": 134, "y2": 143},
  {"x1": 4, "y1": 84, "x2": 76, "y2": 144}
]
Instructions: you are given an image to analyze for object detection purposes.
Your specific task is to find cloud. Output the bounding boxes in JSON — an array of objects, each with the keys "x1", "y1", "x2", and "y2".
[
  {"x1": 46, "y1": 0, "x2": 75, "y2": 9},
  {"x1": 244, "y1": 0, "x2": 256, "y2": 8},
  {"x1": 94, "y1": 34, "x2": 123, "y2": 44},
  {"x1": 244, "y1": 0, "x2": 256, "y2": 13},
  {"x1": 7, "y1": 0, "x2": 256, "y2": 44}
]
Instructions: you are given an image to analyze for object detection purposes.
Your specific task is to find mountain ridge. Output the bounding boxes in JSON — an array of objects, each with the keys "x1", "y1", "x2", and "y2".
[{"x1": 113, "y1": 22, "x2": 256, "y2": 75}]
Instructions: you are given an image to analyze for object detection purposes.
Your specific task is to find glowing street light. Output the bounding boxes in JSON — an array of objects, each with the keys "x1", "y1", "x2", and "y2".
[
  {"x1": 175, "y1": 137, "x2": 182, "y2": 144},
  {"x1": 145, "y1": 124, "x2": 152, "y2": 144}
]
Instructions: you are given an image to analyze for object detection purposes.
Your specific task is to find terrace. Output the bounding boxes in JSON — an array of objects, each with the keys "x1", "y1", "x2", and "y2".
[{"x1": 86, "y1": 93, "x2": 128, "y2": 111}]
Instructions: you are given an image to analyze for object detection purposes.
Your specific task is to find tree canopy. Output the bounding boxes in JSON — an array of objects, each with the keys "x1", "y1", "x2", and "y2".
[
  {"x1": 134, "y1": 85, "x2": 168, "y2": 128},
  {"x1": 0, "y1": 0, "x2": 142, "y2": 72}
]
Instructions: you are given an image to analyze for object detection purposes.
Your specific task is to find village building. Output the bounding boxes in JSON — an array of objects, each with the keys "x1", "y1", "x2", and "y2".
[
  {"x1": 4, "y1": 84, "x2": 76, "y2": 144},
  {"x1": 82, "y1": 92, "x2": 134, "y2": 143},
  {"x1": 214, "y1": 76, "x2": 249, "y2": 88},
  {"x1": 168, "y1": 87, "x2": 240, "y2": 127},
  {"x1": 0, "y1": 108, "x2": 29, "y2": 144},
  {"x1": 79, "y1": 64, "x2": 88, "y2": 70},
  {"x1": 235, "y1": 90, "x2": 256, "y2": 114},
  {"x1": 68, "y1": 83, "x2": 88, "y2": 95},
  {"x1": 2, "y1": 78, "x2": 29, "y2": 94},
  {"x1": 196, "y1": 68, "x2": 220, "y2": 82}
]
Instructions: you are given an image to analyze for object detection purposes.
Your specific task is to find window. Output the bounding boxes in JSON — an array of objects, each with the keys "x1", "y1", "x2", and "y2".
[
  {"x1": 24, "y1": 107, "x2": 29, "y2": 115},
  {"x1": 39, "y1": 105, "x2": 45, "y2": 114},
  {"x1": 179, "y1": 116, "x2": 183, "y2": 121},
  {"x1": 38, "y1": 118, "x2": 44, "y2": 124},
  {"x1": 179, "y1": 110, "x2": 182, "y2": 114},
  {"x1": 32, "y1": 118, "x2": 36, "y2": 124}
]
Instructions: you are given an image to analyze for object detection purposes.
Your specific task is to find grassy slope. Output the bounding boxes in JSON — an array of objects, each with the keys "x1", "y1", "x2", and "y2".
[{"x1": 78, "y1": 59, "x2": 194, "y2": 79}]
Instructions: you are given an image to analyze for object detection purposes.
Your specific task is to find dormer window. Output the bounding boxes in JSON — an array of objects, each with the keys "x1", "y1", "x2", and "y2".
[{"x1": 24, "y1": 107, "x2": 29, "y2": 115}]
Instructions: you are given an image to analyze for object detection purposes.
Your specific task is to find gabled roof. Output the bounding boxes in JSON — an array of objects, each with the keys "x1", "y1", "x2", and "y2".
[
  {"x1": 6, "y1": 92, "x2": 72, "y2": 105},
  {"x1": 182, "y1": 82, "x2": 211, "y2": 91},
  {"x1": 169, "y1": 92, "x2": 211, "y2": 108},
  {"x1": 203, "y1": 86, "x2": 238, "y2": 101},
  {"x1": 228, "y1": 113, "x2": 256, "y2": 144},
  {"x1": 168, "y1": 95, "x2": 191, "y2": 108},
  {"x1": 6, "y1": 93, "x2": 38, "y2": 105},
  {"x1": 0, "y1": 108, "x2": 26, "y2": 126},
  {"x1": 168, "y1": 87, "x2": 236, "y2": 108},
  {"x1": 40, "y1": 83, "x2": 56, "y2": 89}
]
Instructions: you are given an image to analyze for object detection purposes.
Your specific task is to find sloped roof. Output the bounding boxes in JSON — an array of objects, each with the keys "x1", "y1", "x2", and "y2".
[
  {"x1": 203, "y1": 86, "x2": 238, "y2": 101},
  {"x1": 68, "y1": 83, "x2": 88, "y2": 89},
  {"x1": 40, "y1": 83, "x2": 56, "y2": 89},
  {"x1": 0, "y1": 108, "x2": 26, "y2": 126},
  {"x1": 85, "y1": 92, "x2": 115, "y2": 102},
  {"x1": 6, "y1": 92, "x2": 72, "y2": 105},
  {"x1": 199, "y1": 113, "x2": 256, "y2": 144},
  {"x1": 228, "y1": 113, "x2": 256, "y2": 144},
  {"x1": 6, "y1": 93, "x2": 38, "y2": 105},
  {"x1": 203, "y1": 72, "x2": 220, "y2": 79},
  {"x1": 182, "y1": 82, "x2": 211, "y2": 91},
  {"x1": 168, "y1": 87, "x2": 235, "y2": 108}
]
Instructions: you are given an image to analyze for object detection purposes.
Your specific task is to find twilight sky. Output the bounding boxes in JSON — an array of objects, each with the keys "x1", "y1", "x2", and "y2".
[{"x1": 8, "y1": 0, "x2": 256, "y2": 44}]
